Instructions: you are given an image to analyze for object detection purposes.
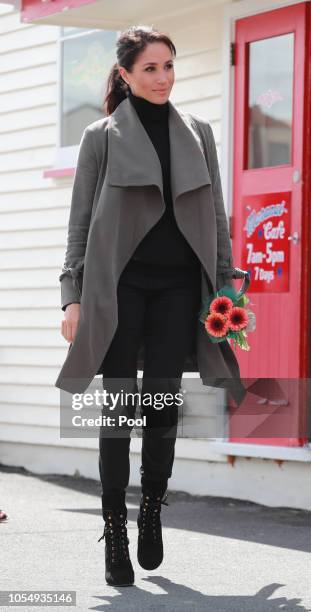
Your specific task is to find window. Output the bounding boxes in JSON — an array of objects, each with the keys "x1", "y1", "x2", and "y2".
[
  {"x1": 247, "y1": 33, "x2": 294, "y2": 169},
  {"x1": 56, "y1": 27, "x2": 118, "y2": 167}
]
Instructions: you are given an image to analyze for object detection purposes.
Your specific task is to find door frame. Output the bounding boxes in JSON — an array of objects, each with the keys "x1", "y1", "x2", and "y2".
[{"x1": 217, "y1": 0, "x2": 311, "y2": 453}]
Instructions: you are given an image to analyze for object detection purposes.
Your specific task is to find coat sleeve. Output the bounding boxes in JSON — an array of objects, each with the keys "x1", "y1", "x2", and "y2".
[
  {"x1": 204, "y1": 123, "x2": 235, "y2": 290},
  {"x1": 189, "y1": 114, "x2": 235, "y2": 290},
  {"x1": 59, "y1": 127, "x2": 99, "y2": 311}
]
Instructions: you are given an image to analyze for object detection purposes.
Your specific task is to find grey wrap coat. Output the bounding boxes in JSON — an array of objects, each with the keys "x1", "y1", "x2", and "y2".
[{"x1": 55, "y1": 95, "x2": 248, "y2": 406}]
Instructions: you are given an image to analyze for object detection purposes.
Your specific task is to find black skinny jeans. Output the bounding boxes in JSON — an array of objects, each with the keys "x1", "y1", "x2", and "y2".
[{"x1": 98, "y1": 258, "x2": 202, "y2": 514}]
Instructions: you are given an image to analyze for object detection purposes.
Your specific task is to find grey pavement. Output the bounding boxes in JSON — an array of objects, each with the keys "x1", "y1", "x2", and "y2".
[{"x1": 1, "y1": 463, "x2": 311, "y2": 612}]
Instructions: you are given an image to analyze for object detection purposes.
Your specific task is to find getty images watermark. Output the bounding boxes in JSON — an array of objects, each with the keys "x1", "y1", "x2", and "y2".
[
  {"x1": 59, "y1": 377, "x2": 188, "y2": 438},
  {"x1": 59, "y1": 376, "x2": 311, "y2": 440},
  {"x1": 71, "y1": 387, "x2": 186, "y2": 428}
]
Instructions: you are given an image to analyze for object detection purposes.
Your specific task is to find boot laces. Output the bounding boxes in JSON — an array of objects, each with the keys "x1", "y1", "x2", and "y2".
[
  {"x1": 98, "y1": 511, "x2": 130, "y2": 563},
  {"x1": 138, "y1": 492, "x2": 169, "y2": 541}
]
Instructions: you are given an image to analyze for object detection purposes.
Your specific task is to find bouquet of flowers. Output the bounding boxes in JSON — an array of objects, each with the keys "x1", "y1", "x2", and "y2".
[{"x1": 199, "y1": 280, "x2": 256, "y2": 352}]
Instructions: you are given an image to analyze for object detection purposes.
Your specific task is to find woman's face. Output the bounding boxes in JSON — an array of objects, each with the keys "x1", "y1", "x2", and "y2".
[{"x1": 119, "y1": 41, "x2": 175, "y2": 104}]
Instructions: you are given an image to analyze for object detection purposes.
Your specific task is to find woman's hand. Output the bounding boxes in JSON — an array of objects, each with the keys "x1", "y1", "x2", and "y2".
[{"x1": 61, "y1": 303, "x2": 81, "y2": 343}]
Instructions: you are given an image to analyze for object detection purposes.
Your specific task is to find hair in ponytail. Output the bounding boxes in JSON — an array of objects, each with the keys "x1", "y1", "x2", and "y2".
[{"x1": 103, "y1": 25, "x2": 176, "y2": 116}]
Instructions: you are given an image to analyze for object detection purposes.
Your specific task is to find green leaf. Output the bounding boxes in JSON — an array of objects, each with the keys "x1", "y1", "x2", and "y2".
[
  {"x1": 235, "y1": 330, "x2": 250, "y2": 351},
  {"x1": 236, "y1": 294, "x2": 248, "y2": 308},
  {"x1": 217, "y1": 284, "x2": 239, "y2": 303}
]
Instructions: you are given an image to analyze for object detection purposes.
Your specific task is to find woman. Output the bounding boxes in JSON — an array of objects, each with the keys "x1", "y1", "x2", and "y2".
[{"x1": 57, "y1": 25, "x2": 243, "y2": 587}]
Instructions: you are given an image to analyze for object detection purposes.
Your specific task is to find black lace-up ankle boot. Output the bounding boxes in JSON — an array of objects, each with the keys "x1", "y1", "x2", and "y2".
[
  {"x1": 98, "y1": 507, "x2": 134, "y2": 586},
  {"x1": 137, "y1": 489, "x2": 169, "y2": 570}
]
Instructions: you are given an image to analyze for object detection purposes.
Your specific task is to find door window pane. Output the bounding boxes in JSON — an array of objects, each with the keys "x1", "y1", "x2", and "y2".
[{"x1": 247, "y1": 33, "x2": 294, "y2": 169}]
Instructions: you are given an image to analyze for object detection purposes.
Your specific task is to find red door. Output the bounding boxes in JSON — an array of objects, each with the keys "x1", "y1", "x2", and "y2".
[{"x1": 229, "y1": 2, "x2": 311, "y2": 446}]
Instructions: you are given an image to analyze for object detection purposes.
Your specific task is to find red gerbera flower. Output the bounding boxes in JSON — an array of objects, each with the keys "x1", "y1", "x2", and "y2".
[
  {"x1": 228, "y1": 307, "x2": 248, "y2": 331},
  {"x1": 205, "y1": 312, "x2": 230, "y2": 337},
  {"x1": 210, "y1": 295, "x2": 233, "y2": 317}
]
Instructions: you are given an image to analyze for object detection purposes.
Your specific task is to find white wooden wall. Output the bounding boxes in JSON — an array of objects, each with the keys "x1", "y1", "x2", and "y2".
[
  {"x1": 0, "y1": 4, "x2": 76, "y2": 450},
  {"x1": 168, "y1": 4, "x2": 224, "y2": 157}
]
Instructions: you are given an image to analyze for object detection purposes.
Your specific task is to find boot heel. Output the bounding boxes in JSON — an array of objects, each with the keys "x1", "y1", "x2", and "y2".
[
  {"x1": 137, "y1": 490, "x2": 169, "y2": 570},
  {"x1": 98, "y1": 508, "x2": 134, "y2": 586}
]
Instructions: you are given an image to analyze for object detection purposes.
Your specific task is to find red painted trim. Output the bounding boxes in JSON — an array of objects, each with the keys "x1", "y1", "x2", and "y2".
[
  {"x1": 301, "y1": 2, "x2": 311, "y2": 381},
  {"x1": 21, "y1": 0, "x2": 95, "y2": 22},
  {"x1": 43, "y1": 167, "x2": 75, "y2": 178}
]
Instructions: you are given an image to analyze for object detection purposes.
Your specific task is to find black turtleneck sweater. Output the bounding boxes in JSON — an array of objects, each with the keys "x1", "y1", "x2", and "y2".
[{"x1": 127, "y1": 90, "x2": 201, "y2": 269}]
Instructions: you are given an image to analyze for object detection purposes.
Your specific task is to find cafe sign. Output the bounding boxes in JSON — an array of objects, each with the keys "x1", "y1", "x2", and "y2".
[{"x1": 242, "y1": 192, "x2": 290, "y2": 292}]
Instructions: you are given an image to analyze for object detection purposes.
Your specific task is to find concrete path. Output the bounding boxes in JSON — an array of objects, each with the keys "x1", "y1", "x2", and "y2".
[{"x1": 1, "y1": 464, "x2": 311, "y2": 611}]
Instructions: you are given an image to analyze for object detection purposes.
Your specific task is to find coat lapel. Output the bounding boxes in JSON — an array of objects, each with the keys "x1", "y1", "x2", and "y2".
[{"x1": 107, "y1": 96, "x2": 211, "y2": 205}]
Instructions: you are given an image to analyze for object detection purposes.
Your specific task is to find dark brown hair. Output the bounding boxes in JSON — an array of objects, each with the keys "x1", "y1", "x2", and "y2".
[{"x1": 103, "y1": 25, "x2": 176, "y2": 115}]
